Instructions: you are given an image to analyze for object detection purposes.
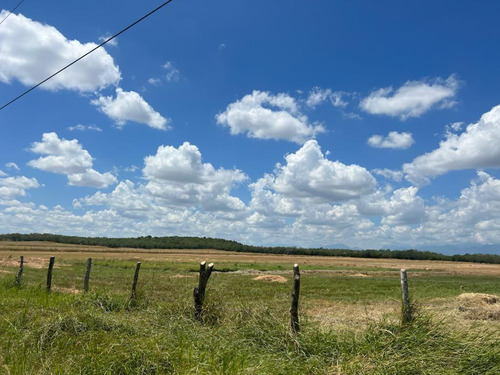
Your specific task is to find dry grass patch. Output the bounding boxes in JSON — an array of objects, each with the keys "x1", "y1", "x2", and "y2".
[
  {"x1": 171, "y1": 274, "x2": 194, "y2": 278},
  {"x1": 457, "y1": 293, "x2": 500, "y2": 321},
  {"x1": 305, "y1": 300, "x2": 398, "y2": 330},
  {"x1": 253, "y1": 275, "x2": 288, "y2": 283},
  {"x1": 52, "y1": 286, "x2": 81, "y2": 295}
]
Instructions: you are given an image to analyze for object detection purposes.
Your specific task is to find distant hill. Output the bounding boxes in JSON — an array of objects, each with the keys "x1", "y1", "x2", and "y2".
[{"x1": 0, "y1": 232, "x2": 499, "y2": 264}]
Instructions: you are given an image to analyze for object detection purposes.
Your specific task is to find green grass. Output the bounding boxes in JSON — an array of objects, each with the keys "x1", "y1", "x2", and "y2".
[{"x1": 0, "y1": 258, "x2": 498, "y2": 374}]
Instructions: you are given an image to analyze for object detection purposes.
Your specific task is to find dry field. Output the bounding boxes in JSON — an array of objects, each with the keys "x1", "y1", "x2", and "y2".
[{"x1": 1, "y1": 240, "x2": 499, "y2": 276}]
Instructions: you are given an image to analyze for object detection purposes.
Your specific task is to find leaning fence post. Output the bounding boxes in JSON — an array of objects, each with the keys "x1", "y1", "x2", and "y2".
[
  {"x1": 15, "y1": 256, "x2": 24, "y2": 286},
  {"x1": 131, "y1": 262, "x2": 141, "y2": 299},
  {"x1": 193, "y1": 261, "x2": 214, "y2": 320},
  {"x1": 290, "y1": 263, "x2": 300, "y2": 334},
  {"x1": 84, "y1": 258, "x2": 92, "y2": 292},
  {"x1": 46, "y1": 256, "x2": 55, "y2": 292},
  {"x1": 400, "y1": 268, "x2": 412, "y2": 325}
]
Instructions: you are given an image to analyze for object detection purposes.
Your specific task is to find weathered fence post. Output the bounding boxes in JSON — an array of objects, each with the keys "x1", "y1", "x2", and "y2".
[
  {"x1": 193, "y1": 261, "x2": 214, "y2": 320},
  {"x1": 400, "y1": 268, "x2": 412, "y2": 325},
  {"x1": 131, "y1": 262, "x2": 141, "y2": 299},
  {"x1": 15, "y1": 256, "x2": 24, "y2": 286},
  {"x1": 84, "y1": 258, "x2": 92, "y2": 292},
  {"x1": 290, "y1": 263, "x2": 300, "y2": 334},
  {"x1": 46, "y1": 256, "x2": 55, "y2": 291}
]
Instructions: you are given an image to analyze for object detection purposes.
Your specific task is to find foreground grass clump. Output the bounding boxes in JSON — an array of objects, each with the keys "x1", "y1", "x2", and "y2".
[{"x1": 0, "y1": 280, "x2": 498, "y2": 374}]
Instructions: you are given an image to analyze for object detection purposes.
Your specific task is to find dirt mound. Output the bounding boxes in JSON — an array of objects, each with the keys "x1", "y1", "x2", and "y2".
[
  {"x1": 457, "y1": 293, "x2": 500, "y2": 320},
  {"x1": 253, "y1": 275, "x2": 288, "y2": 283}
]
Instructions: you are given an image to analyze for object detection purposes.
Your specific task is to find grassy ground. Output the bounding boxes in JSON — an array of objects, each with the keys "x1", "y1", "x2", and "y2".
[{"x1": 0, "y1": 243, "x2": 499, "y2": 374}]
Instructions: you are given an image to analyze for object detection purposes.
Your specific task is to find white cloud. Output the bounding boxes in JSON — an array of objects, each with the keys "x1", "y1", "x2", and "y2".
[
  {"x1": 249, "y1": 140, "x2": 376, "y2": 218},
  {"x1": 360, "y1": 75, "x2": 459, "y2": 119},
  {"x1": 367, "y1": 131, "x2": 414, "y2": 149},
  {"x1": 0, "y1": 11, "x2": 121, "y2": 92},
  {"x1": 143, "y1": 142, "x2": 247, "y2": 212},
  {"x1": 417, "y1": 172, "x2": 500, "y2": 245},
  {"x1": 163, "y1": 61, "x2": 180, "y2": 82},
  {"x1": 0, "y1": 170, "x2": 6, "y2": 177},
  {"x1": 28, "y1": 132, "x2": 117, "y2": 188},
  {"x1": 306, "y1": 87, "x2": 348, "y2": 109},
  {"x1": 67, "y1": 124, "x2": 102, "y2": 132},
  {"x1": 92, "y1": 88, "x2": 169, "y2": 130},
  {"x1": 306, "y1": 87, "x2": 331, "y2": 108},
  {"x1": 0, "y1": 175, "x2": 39, "y2": 201},
  {"x1": 404, "y1": 104, "x2": 500, "y2": 185},
  {"x1": 372, "y1": 168, "x2": 403, "y2": 182},
  {"x1": 5, "y1": 162, "x2": 20, "y2": 171},
  {"x1": 147, "y1": 78, "x2": 162, "y2": 86},
  {"x1": 216, "y1": 90, "x2": 325, "y2": 143},
  {"x1": 67, "y1": 170, "x2": 117, "y2": 189},
  {"x1": 357, "y1": 187, "x2": 426, "y2": 226},
  {"x1": 273, "y1": 140, "x2": 376, "y2": 201},
  {"x1": 98, "y1": 34, "x2": 118, "y2": 47},
  {"x1": 123, "y1": 165, "x2": 139, "y2": 172}
]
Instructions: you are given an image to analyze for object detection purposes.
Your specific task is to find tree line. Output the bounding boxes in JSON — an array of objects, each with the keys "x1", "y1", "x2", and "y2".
[{"x1": 1, "y1": 232, "x2": 499, "y2": 264}]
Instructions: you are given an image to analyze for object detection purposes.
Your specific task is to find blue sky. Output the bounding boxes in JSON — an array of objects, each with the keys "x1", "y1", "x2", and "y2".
[{"x1": 1, "y1": 0, "x2": 500, "y2": 254}]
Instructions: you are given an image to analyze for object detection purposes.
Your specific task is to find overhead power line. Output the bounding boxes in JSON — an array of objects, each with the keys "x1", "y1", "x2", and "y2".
[
  {"x1": 0, "y1": 0, "x2": 175, "y2": 112},
  {"x1": 0, "y1": 0, "x2": 25, "y2": 26}
]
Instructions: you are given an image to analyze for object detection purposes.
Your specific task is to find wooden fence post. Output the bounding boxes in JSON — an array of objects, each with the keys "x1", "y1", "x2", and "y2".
[
  {"x1": 84, "y1": 258, "x2": 92, "y2": 292},
  {"x1": 46, "y1": 256, "x2": 55, "y2": 292},
  {"x1": 290, "y1": 263, "x2": 300, "y2": 334},
  {"x1": 400, "y1": 269, "x2": 412, "y2": 325},
  {"x1": 15, "y1": 256, "x2": 24, "y2": 286},
  {"x1": 131, "y1": 262, "x2": 141, "y2": 299},
  {"x1": 193, "y1": 261, "x2": 214, "y2": 320}
]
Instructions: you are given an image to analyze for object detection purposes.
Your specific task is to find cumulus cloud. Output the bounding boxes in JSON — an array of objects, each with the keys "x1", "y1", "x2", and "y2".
[
  {"x1": 404, "y1": 104, "x2": 500, "y2": 185},
  {"x1": 28, "y1": 132, "x2": 117, "y2": 188},
  {"x1": 249, "y1": 140, "x2": 376, "y2": 219},
  {"x1": 273, "y1": 140, "x2": 376, "y2": 201},
  {"x1": 360, "y1": 75, "x2": 459, "y2": 119},
  {"x1": 0, "y1": 175, "x2": 39, "y2": 201},
  {"x1": 0, "y1": 11, "x2": 121, "y2": 92},
  {"x1": 306, "y1": 87, "x2": 348, "y2": 109},
  {"x1": 92, "y1": 88, "x2": 169, "y2": 130},
  {"x1": 143, "y1": 142, "x2": 247, "y2": 211},
  {"x1": 367, "y1": 131, "x2": 414, "y2": 149},
  {"x1": 216, "y1": 90, "x2": 325, "y2": 143},
  {"x1": 357, "y1": 187, "x2": 426, "y2": 226}
]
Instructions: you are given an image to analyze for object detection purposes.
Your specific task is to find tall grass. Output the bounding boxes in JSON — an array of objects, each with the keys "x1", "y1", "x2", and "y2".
[{"x1": 0, "y1": 258, "x2": 498, "y2": 374}]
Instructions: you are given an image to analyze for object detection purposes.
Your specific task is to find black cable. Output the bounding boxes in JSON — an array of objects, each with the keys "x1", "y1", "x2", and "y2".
[
  {"x1": 0, "y1": 0, "x2": 25, "y2": 26},
  {"x1": 0, "y1": 0, "x2": 175, "y2": 112}
]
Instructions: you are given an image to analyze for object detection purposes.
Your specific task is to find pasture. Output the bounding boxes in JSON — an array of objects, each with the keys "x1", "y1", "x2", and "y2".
[{"x1": 0, "y1": 241, "x2": 499, "y2": 374}]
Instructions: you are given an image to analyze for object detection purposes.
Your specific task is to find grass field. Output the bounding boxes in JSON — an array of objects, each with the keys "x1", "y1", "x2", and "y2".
[{"x1": 0, "y1": 241, "x2": 499, "y2": 374}]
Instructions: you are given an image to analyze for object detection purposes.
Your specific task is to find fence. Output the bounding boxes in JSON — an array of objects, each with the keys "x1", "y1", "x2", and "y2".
[{"x1": 12, "y1": 255, "x2": 413, "y2": 331}]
